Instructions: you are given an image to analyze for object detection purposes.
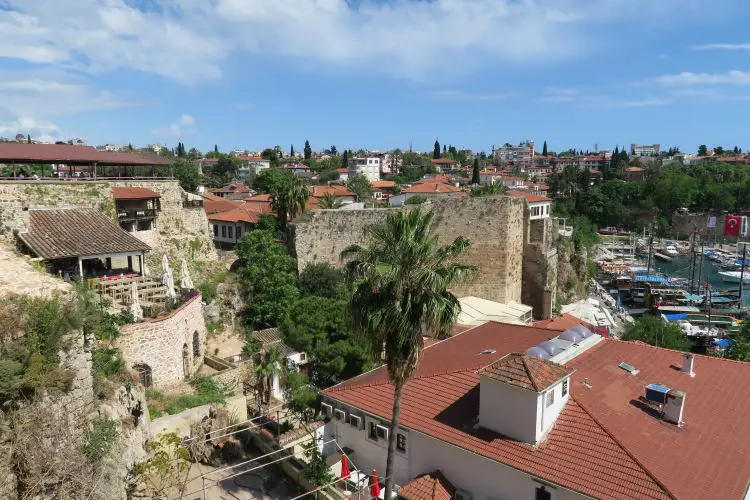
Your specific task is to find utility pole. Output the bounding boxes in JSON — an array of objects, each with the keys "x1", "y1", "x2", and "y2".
[
  {"x1": 689, "y1": 231, "x2": 696, "y2": 293},
  {"x1": 739, "y1": 242, "x2": 747, "y2": 307},
  {"x1": 646, "y1": 220, "x2": 655, "y2": 274},
  {"x1": 697, "y1": 239, "x2": 705, "y2": 294}
]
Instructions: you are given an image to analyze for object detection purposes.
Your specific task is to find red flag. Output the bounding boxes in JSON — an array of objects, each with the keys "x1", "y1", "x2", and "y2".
[
  {"x1": 340, "y1": 455, "x2": 350, "y2": 480},
  {"x1": 370, "y1": 468, "x2": 381, "y2": 498},
  {"x1": 725, "y1": 215, "x2": 742, "y2": 237}
]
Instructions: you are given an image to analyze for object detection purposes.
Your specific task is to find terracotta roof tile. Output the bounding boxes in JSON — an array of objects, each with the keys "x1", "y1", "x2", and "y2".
[
  {"x1": 207, "y1": 207, "x2": 261, "y2": 224},
  {"x1": 398, "y1": 470, "x2": 455, "y2": 500},
  {"x1": 323, "y1": 323, "x2": 671, "y2": 500},
  {"x1": 0, "y1": 143, "x2": 171, "y2": 166},
  {"x1": 19, "y1": 208, "x2": 150, "y2": 260},
  {"x1": 403, "y1": 183, "x2": 460, "y2": 194},
  {"x1": 506, "y1": 190, "x2": 552, "y2": 203},
  {"x1": 533, "y1": 313, "x2": 594, "y2": 331},
  {"x1": 478, "y1": 353, "x2": 574, "y2": 392},
  {"x1": 111, "y1": 186, "x2": 160, "y2": 200},
  {"x1": 309, "y1": 185, "x2": 355, "y2": 198}
]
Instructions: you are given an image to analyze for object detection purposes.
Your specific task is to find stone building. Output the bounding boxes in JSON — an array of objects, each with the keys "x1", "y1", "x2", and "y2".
[
  {"x1": 293, "y1": 196, "x2": 559, "y2": 318},
  {"x1": 117, "y1": 293, "x2": 207, "y2": 388}
]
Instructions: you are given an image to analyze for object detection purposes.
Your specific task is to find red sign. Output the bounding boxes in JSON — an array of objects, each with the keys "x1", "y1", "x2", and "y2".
[{"x1": 725, "y1": 215, "x2": 742, "y2": 237}]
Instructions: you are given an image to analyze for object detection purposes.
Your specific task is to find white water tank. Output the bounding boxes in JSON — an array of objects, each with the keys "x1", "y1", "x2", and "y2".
[{"x1": 663, "y1": 390, "x2": 686, "y2": 426}]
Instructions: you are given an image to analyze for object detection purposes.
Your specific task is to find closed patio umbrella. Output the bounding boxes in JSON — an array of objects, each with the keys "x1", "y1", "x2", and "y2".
[
  {"x1": 162, "y1": 254, "x2": 176, "y2": 300},
  {"x1": 130, "y1": 281, "x2": 143, "y2": 322},
  {"x1": 370, "y1": 469, "x2": 380, "y2": 498},
  {"x1": 179, "y1": 258, "x2": 194, "y2": 290}
]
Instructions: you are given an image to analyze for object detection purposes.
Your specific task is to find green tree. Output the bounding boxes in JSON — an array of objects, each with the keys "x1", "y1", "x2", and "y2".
[
  {"x1": 252, "y1": 168, "x2": 293, "y2": 194},
  {"x1": 299, "y1": 263, "x2": 347, "y2": 299},
  {"x1": 303, "y1": 438, "x2": 333, "y2": 486},
  {"x1": 214, "y1": 144, "x2": 219, "y2": 154},
  {"x1": 471, "y1": 158, "x2": 481, "y2": 185},
  {"x1": 404, "y1": 194, "x2": 428, "y2": 205},
  {"x1": 317, "y1": 192, "x2": 341, "y2": 209},
  {"x1": 341, "y1": 209, "x2": 477, "y2": 498},
  {"x1": 342, "y1": 150, "x2": 349, "y2": 167},
  {"x1": 254, "y1": 346, "x2": 284, "y2": 404},
  {"x1": 282, "y1": 369, "x2": 319, "y2": 423},
  {"x1": 698, "y1": 144, "x2": 708, "y2": 156},
  {"x1": 27, "y1": 134, "x2": 31, "y2": 144},
  {"x1": 621, "y1": 316, "x2": 691, "y2": 351},
  {"x1": 290, "y1": 144, "x2": 295, "y2": 157},
  {"x1": 235, "y1": 230, "x2": 299, "y2": 328},
  {"x1": 542, "y1": 140, "x2": 548, "y2": 156},
  {"x1": 261, "y1": 147, "x2": 281, "y2": 168},
  {"x1": 347, "y1": 174, "x2": 373, "y2": 202},
  {"x1": 172, "y1": 158, "x2": 200, "y2": 192},
  {"x1": 304, "y1": 140, "x2": 312, "y2": 160},
  {"x1": 433, "y1": 140, "x2": 441, "y2": 159},
  {"x1": 133, "y1": 433, "x2": 191, "y2": 499},
  {"x1": 270, "y1": 175, "x2": 309, "y2": 232}
]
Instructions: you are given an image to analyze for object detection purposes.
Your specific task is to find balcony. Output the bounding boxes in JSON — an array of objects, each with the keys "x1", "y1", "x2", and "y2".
[{"x1": 117, "y1": 208, "x2": 156, "y2": 221}]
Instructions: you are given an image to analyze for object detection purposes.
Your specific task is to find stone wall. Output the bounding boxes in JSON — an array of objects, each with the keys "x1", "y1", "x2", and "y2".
[
  {"x1": 117, "y1": 294, "x2": 207, "y2": 388},
  {"x1": 0, "y1": 179, "x2": 215, "y2": 261},
  {"x1": 523, "y1": 217, "x2": 559, "y2": 319},
  {"x1": 671, "y1": 212, "x2": 725, "y2": 241},
  {"x1": 204, "y1": 354, "x2": 249, "y2": 395},
  {"x1": 293, "y1": 197, "x2": 527, "y2": 305}
]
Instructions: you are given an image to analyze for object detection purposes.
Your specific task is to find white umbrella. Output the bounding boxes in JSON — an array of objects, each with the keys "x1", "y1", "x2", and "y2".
[
  {"x1": 162, "y1": 254, "x2": 176, "y2": 300},
  {"x1": 142, "y1": 259, "x2": 149, "y2": 277},
  {"x1": 179, "y1": 259, "x2": 194, "y2": 290},
  {"x1": 130, "y1": 281, "x2": 143, "y2": 322}
]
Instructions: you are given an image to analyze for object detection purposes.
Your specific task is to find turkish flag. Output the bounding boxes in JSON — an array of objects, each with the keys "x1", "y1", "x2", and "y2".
[{"x1": 725, "y1": 215, "x2": 742, "y2": 237}]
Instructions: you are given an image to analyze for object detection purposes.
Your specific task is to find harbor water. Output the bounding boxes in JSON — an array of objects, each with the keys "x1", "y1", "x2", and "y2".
[{"x1": 652, "y1": 254, "x2": 750, "y2": 306}]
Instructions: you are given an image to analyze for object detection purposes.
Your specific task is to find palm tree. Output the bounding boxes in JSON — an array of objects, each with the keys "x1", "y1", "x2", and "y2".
[
  {"x1": 271, "y1": 176, "x2": 309, "y2": 232},
  {"x1": 254, "y1": 347, "x2": 284, "y2": 404},
  {"x1": 318, "y1": 192, "x2": 341, "y2": 210},
  {"x1": 341, "y1": 209, "x2": 477, "y2": 499}
]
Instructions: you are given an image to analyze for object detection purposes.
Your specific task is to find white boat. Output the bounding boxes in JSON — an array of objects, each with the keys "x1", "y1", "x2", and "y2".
[
  {"x1": 718, "y1": 271, "x2": 750, "y2": 284},
  {"x1": 665, "y1": 245, "x2": 679, "y2": 256}
]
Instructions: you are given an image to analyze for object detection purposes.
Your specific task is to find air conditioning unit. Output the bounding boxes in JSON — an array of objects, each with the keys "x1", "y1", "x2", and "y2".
[
  {"x1": 376, "y1": 424, "x2": 389, "y2": 441},
  {"x1": 334, "y1": 409, "x2": 347, "y2": 422},
  {"x1": 321, "y1": 403, "x2": 332, "y2": 418},
  {"x1": 455, "y1": 489, "x2": 472, "y2": 500},
  {"x1": 349, "y1": 414, "x2": 363, "y2": 429}
]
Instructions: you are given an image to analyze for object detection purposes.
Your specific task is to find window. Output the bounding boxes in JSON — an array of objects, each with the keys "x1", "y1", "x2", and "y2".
[
  {"x1": 535, "y1": 486, "x2": 552, "y2": 500},
  {"x1": 193, "y1": 330, "x2": 201, "y2": 359},
  {"x1": 213, "y1": 224, "x2": 218, "y2": 237},
  {"x1": 221, "y1": 225, "x2": 226, "y2": 237},
  {"x1": 227, "y1": 226, "x2": 233, "y2": 239},
  {"x1": 321, "y1": 403, "x2": 332, "y2": 418},
  {"x1": 369, "y1": 421, "x2": 378, "y2": 441},
  {"x1": 236, "y1": 227, "x2": 242, "y2": 240},
  {"x1": 334, "y1": 409, "x2": 346, "y2": 421},
  {"x1": 376, "y1": 424, "x2": 389, "y2": 441},
  {"x1": 546, "y1": 390, "x2": 555, "y2": 407},
  {"x1": 133, "y1": 364, "x2": 152, "y2": 388},
  {"x1": 397, "y1": 433, "x2": 407, "y2": 453},
  {"x1": 562, "y1": 379, "x2": 568, "y2": 397}
]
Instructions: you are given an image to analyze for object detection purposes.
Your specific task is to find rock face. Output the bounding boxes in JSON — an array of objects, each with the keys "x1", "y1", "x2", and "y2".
[{"x1": 186, "y1": 408, "x2": 237, "y2": 466}]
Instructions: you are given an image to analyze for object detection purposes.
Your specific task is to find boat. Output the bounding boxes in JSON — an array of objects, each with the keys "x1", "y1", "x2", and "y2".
[
  {"x1": 665, "y1": 245, "x2": 679, "y2": 256},
  {"x1": 718, "y1": 271, "x2": 750, "y2": 284},
  {"x1": 653, "y1": 252, "x2": 673, "y2": 263}
]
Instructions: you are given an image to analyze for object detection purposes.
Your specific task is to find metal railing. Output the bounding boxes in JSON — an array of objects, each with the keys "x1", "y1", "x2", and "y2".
[{"x1": 117, "y1": 208, "x2": 156, "y2": 220}]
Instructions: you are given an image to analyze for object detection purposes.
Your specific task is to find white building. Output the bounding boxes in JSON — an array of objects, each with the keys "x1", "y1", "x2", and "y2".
[
  {"x1": 349, "y1": 156, "x2": 381, "y2": 182},
  {"x1": 207, "y1": 208, "x2": 260, "y2": 247},
  {"x1": 507, "y1": 191, "x2": 553, "y2": 220},
  {"x1": 321, "y1": 321, "x2": 750, "y2": 500},
  {"x1": 494, "y1": 140, "x2": 535, "y2": 165},
  {"x1": 631, "y1": 143, "x2": 660, "y2": 157},
  {"x1": 236, "y1": 156, "x2": 271, "y2": 177}
]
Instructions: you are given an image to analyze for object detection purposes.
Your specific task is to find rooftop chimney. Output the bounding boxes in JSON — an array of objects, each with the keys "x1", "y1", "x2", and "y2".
[
  {"x1": 682, "y1": 353, "x2": 696, "y2": 377},
  {"x1": 663, "y1": 390, "x2": 686, "y2": 426}
]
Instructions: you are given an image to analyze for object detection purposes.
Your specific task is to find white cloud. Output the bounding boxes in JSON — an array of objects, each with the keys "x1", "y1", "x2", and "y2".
[
  {"x1": 655, "y1": 70, "x2": 750, "y2": 86},
  {"x1": 0, "y1": 112, "x2": 62, "y2": 143},
  {"x1": 152, "y1": 114, "x2": 198, "y2": 137},
  {"x1": 690, "y1": 43, "x2": 750, "y2": 50}
]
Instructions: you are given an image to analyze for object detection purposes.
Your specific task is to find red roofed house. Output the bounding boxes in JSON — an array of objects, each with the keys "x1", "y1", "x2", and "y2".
[
  {"x1": 507, "y1": 191, "x2": 552, "y2": 219},
  {"x1": 623, "y1": 166, "x2": 647, "y2": 182},
  {"x1": 321, "y1": 321, "x2": 750, "y2": 500},
  {"x1": 388, "y1": 179, "x2": 462, "y2": 207},
  {"x1": 308, "y1": 185, "x2": 357, "y2": 208},
  {"x1": 211, "y1": 183, "x2": 255, "y2": 199},
  {"x1": 111, "y1": 186, "x2": 161, "y2": 233},
  {"x1": 430, "y1": 158, "x2": 458, "y2": 172},
  {"x1": 236, "y1": 156, "x2": 271, "y2": 176},
  {"x1": 207, "y1": 208, "x2": 263, "y2": 247},
  {"x1": 371, "y1": 180, "x2": 398, "y2": 201}
]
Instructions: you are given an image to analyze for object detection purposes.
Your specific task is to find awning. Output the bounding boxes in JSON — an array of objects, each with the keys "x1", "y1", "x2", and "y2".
[
  {"x1": 635, "y1": 275, "x2": 669, "y2": 283},
  {"x1": 713, "y1": 338, "x2": 733, "y2": 347},
  {"x1": 664, "y1": 313, "x2": 688, "y2": 321}
]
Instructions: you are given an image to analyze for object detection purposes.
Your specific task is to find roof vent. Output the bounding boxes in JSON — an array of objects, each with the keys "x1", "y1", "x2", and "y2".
[
  {"x1": 619, "y1": 362, "x2": 639, "y2": 375},
  {"x1": 682, "y1": 353, "x2": 695, "y2": 377},
  {"x1": 480, "y1": 348, "x2": 497, "y2": 355}
]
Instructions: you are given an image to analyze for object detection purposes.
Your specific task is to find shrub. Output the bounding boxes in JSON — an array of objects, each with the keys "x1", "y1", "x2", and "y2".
[
  {"x1": 82, "y1": 418, "x2": 119, "y2": 461},
  {"x1": 405, "y1": 195, "x2": 428, "y2": 205},
  {"x1": 92, "y1": 347, "x2": 125, "y2": 377},
  {"x1": 199, "y1": 280, "x2": 218, "y2": 303}
]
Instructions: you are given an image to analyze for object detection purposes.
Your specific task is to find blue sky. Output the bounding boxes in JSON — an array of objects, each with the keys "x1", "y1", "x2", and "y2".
[{"x1": 1, "y1": 0, "x2": 749, "y2": 155}]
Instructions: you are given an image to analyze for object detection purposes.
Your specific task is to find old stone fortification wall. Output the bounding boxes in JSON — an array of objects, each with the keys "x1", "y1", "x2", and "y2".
[
  {"x1": 117, "y1": 294, "x2": 207, "y2": 388},
  {"x1": 671, "y1": 212, "x2": 726, "y2": 240},
  {"x1": 0, "y1": 179, "x2": 215, "y2": 261},
  {"x1": 294, "y1": 197, "x2": 526, "y2": 304},
  {"x1": 523, "y1": 217, "x2": 559, "y2": 319}
]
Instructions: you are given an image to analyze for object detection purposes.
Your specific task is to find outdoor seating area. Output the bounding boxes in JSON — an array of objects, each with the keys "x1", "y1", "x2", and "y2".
[
  {"x1": 328, "y1": 451, "x2": 399, "y2": 499},
  {"x1": 94, "y1": 274, "x2": 169, "y2": 310}
]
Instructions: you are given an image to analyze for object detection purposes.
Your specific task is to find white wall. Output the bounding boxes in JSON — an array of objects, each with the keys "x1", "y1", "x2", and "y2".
[
  {"x1": 322, "y1": 399, "x2": 589, "y2": 500},
  {"x1": 538, "y1": 378, "x2": 570, "y2": 440},
  {"x1": 479, "y1": 375, "x2": 540, "y2": 443},
  {"x1": 529, "y1": 202, "x2": 551, "y2": 220},
  {"x1": 211, "y1": 221, "x2": 251, "y2": 244}
]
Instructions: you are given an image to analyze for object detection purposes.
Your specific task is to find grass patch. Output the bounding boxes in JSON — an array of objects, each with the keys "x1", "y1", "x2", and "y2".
[{"x1": 146, "y1": 375, "x2": 232, "y2": 419}]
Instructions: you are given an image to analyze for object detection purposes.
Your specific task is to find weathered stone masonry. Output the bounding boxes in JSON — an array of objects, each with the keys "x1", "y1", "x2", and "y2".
[
  {"x1": 294, "y1": 197, "x2": 528, "y2": 307},
  {"x1": 117, "y1": 294, "x2": 207, "y2": 388}
]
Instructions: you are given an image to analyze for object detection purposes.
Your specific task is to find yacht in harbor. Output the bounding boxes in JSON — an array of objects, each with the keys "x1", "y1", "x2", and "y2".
[{"x1": 719, "y1": 270, "x2": 750, "y2": 284}]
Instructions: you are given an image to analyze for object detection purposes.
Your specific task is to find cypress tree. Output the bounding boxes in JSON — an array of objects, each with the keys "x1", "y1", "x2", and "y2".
[
  {"x1": 343, "y1": 150, "x2": 349, "y2": 167},
  {"x1": 291, "y1": 144, "x2": 295, "y2": 157},
  {"x1": 433, "y1": 140, "x2": 441, "y2": 159},
  {"x1": 542, "y1": 140, "x2": 548, "y2": 156},
  {"x1": 26, "y1": 134, "x2": 31, "y2": 144},
  {"x1": 304, "y1": 140, "x2": 312, "y2": 160},
  {"x1": 214, "y1": 144, "x2": 219, "y2": 154},
  {"x1": 471, "y1": 158, "x2": 481, "y2": 185}
]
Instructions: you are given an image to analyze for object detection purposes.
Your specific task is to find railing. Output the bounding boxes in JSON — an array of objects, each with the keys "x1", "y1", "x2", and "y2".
[
  {"x1": 117, "y1": 208, "x2": 156, "y2": 220},
  {"x1": 182, "y1": 199, "x2": 203, "y2": 208}
]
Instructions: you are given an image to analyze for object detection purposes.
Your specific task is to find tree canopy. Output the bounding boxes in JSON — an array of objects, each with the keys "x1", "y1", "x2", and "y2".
[
  {"x1": 347, "y1": 174, "x2": 373, "y2": 202},
  {"x1": 304, "y1": 140, "x2": 312, "y2": 160},
  {"x1": 621, "y1": 316, "x2": 692, "y2": 351}
]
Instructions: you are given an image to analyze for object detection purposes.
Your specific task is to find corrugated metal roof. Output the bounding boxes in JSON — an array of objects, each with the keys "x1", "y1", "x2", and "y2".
[{"x1": 19, "y1": 208, "x2": 150, "y2": 260}]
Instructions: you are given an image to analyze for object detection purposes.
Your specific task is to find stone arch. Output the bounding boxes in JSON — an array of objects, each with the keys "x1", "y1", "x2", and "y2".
[
  {"x1": 193, "y1": 330, "x2": 201, "y2": 360},
  {"x1": 182, "y1": 343, "x2": 189, "y2": 379},
  {"x1": 133, "y1": 363, "x2": 152, "y2": 388}
]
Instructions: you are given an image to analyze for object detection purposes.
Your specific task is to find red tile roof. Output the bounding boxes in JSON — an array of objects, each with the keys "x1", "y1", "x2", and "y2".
[
  {"x1": 336, "y1": 168, "x2": 348, "y2": 173},
  {"x1": 414, "y1": 175, "x2": 452, "y2": 185},
  {"x1": 533, "y1": 313, "x2": 594, "y2": 331},
  {"x1": 569, "y1": 340, "x2": 750, "y2": 500},
  {"x1": 0, "y1": 143, "x2": 171, "y2": 166},
  {"x1": 212, "y1": 183, "x2": 253, "y2": 194},
  {"x1": 202, "y1": 192, "x2": 245, "y2": 214},
  {"x1": 324, "y1": 323, "x2": 672, "y2": 499},
  {"x1": 624, "y1": 167, "x2": 644, "y2": 173},
  {"x1": 506, "y1": 190, "x2": 552, "y2": 203},
  {"x1": 207, "y1": 207, "x2": 261, "y2": 224},
  {"x1": 478, "y1": 353, "x2": 574, "y2": 392},
  {"x1": 236, "y1": 155, "x2": 265, "y2": 162},
  {"x1": 309, "y1": 185, "x2": 355, "y2": 198},
  {"x1": 111, "y1": 186, "x2": 160, "y2": 200},
  {"x1": 431, "y1": 158, "x2": 458, "y2": 164},
  {"x1": 371, "y1": 180, "x2": 397, "y2": 189},
  {"x1": 403, "y1": 183, "x2": 461, "y2": 194},
  {"x1": 398, "y1": 470, "x2": 455, "y2": 500}
]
